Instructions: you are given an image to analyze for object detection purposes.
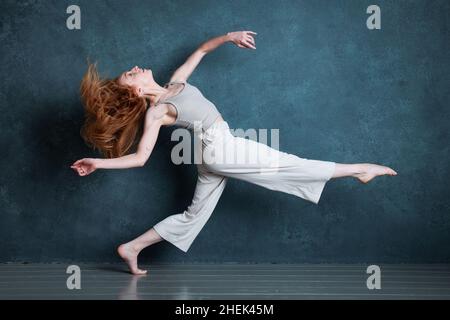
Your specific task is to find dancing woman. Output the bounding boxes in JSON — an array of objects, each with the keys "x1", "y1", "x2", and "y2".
[{"x1": 71, "y1": 31, "x2": 397, "y2": 275}]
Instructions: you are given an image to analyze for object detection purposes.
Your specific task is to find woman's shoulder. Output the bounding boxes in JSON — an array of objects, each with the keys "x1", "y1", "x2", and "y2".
[
  {"x1": 148, "y1": 101, "x2": 177, "y2": 118},
  {"x1": 146, "y1": 102, "x2": 178, "y2": 127},
  {"x1": 150, "y1": 101, "x2": 170, "y2": 111}
]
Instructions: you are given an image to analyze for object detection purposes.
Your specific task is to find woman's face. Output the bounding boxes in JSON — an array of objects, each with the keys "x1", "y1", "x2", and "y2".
[{"x1": 118, "y1": 66, "x2": 153, "y2": 96}]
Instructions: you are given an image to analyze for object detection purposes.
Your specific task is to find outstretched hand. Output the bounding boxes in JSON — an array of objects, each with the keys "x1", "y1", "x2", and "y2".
[
  {"x1": 70, "y1": 158, "x2": 98, "y2": 176},
  {"x1": 228, "y1": 31, "x2": 257, "y2": 50}
]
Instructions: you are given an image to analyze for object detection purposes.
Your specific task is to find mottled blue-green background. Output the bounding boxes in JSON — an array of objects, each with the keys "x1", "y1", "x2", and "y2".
[{"x1": 1, "y1": 0, "x2": 449, "y2": 263}]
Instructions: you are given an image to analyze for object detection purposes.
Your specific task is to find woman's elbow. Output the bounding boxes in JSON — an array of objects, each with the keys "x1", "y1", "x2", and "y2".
[
  {"x1": 138, "y1": 158, "x2": 148, "y2": 167},
  {"x1": 136, "y1": 154, "x2": 148, "y2": 167}
]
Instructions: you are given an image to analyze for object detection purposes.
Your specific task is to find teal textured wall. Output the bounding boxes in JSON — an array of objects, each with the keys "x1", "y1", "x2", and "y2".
[{"x1": 1, "y1": 0, "x2": 449, "y2": 263}]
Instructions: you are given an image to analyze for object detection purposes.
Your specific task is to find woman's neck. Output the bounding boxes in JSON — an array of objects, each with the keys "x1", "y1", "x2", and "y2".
[{"x1": 147, "y1": 84, "x2": 169, "y2": 106}]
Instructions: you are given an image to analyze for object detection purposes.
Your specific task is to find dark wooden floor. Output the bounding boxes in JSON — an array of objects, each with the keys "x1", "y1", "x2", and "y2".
[{"x1": 0, "y1": 263, "x2": 449, "y2": 300}]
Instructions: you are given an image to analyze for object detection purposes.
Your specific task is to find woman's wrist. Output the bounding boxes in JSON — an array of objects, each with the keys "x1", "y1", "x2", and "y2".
[
  {"x1": 200, "y1": 33, "x2": 232, "y2": 53},
  {"x1": 94, "y1": 158, "x2": 103, "y2": 169}
]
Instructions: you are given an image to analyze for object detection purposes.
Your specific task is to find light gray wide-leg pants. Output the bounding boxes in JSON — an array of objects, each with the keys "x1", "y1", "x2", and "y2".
[{"x1": 153, "y1": 121, "x2": 336, "y2": 253}]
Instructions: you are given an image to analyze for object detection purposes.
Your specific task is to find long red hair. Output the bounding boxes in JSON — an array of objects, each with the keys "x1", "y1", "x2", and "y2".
[{"x1": 79, "y1": 63, "x2": 148, "y2": 158}]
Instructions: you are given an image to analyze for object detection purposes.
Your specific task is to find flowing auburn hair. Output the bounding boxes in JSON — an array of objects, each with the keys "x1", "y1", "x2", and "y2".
[{"x1": 79, "y1": 63, "x2": 148, "y2": 158}]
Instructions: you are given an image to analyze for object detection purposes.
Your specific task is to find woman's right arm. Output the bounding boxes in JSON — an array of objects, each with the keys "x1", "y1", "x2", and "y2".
[{"x1": 71, "y1": 105, "x2": 167, "y2": 176}]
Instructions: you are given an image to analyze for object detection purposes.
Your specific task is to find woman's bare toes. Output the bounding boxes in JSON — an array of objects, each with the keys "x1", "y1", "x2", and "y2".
[
  {"x1": 388, "y1": 168, "x2": 398, "y2": 175},
  {"x1": 133, "y1": 269, "x2": 148, "y2": 275}
]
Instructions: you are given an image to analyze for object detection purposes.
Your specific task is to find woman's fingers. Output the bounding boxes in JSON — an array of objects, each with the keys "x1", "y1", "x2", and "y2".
[
  {"x1": 246, "y1": 35, "x2": 255, "y2": 46},
  {"x1": 71, "y1": 159, "x2": 91, "y2": 176},
  {"x1": 229, "y1": 31, "x2": 257, "y2": 50},
  {"x1": 238, "y1": 32, "x2": 256, "y2": 49},
  {"x1": 73, "y1": 159, "x2": 83, "y2": 165},
  {"x1": 242, "y1": 39, "x2": 256, "y2": 49},
  {"x1": 239, "y1": 40, "x2": 249, "y2": 48},
  {"x1": 70, "y1": 163, "x2": 88, "y2": 176}
]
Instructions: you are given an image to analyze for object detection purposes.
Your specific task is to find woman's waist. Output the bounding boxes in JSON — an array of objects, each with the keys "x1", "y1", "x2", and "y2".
[
  {"x1": 180, "y1": 114, "x2": 225, "y2": 131},
  {"x1": 202, "y1": 114, "x2": 225, "y2": 130},
  {"x1": 198, "y1": 117, "x2": 231, "y2": 146}
]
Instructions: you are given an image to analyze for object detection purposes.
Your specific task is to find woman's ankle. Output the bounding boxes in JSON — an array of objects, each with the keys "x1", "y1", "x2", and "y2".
[{"x1": 352, "y1": 164, "x2": 366, "y2": 176}]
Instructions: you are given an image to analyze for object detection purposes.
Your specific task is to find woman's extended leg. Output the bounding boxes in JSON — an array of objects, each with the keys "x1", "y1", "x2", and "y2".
[{"x1": 203, "y1": 124, "x2": 397, "y2": 205}]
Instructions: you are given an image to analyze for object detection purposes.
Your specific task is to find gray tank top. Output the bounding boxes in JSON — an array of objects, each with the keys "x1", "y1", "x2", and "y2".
[{"x1": 156, "y1": 80, "x2": 222, "y2": 131}]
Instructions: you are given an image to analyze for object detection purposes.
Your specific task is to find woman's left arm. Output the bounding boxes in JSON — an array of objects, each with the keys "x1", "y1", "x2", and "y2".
[{"x1": 169, "y1": 30, "x2": 257, "y2": 82}]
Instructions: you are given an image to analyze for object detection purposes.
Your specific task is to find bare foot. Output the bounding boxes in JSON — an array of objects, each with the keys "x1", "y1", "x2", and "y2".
[
  {"x1": 354, "y1": 163, "x2": 397, "y2": 184},
  {"x1": 117, "y1": 243, "x2": 147, "y2": 275}
]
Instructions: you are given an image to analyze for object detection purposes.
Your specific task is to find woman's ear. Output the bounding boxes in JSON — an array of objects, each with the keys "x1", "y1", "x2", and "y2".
[{"x1": 136, "y1": 87, "x2": 143, "y2": 96}]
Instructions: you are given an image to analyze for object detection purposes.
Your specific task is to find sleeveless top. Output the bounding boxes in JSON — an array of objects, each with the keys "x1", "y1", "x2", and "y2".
[{"x1": 156, "y1": 80, "x2": 222, "y2": 131}]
